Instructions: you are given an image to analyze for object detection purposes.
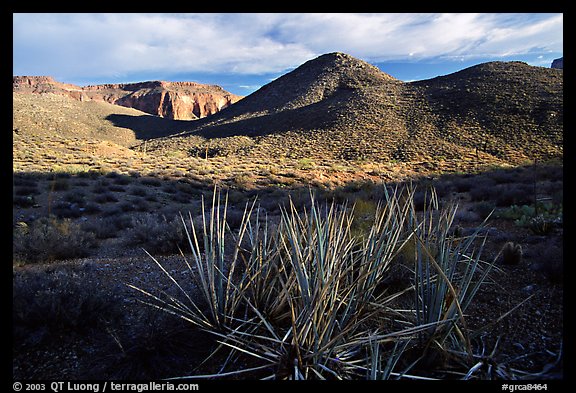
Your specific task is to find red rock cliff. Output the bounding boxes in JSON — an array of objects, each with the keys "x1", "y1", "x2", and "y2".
[{"x1": 13, "y1": 76, "x2": 243, "y2": 120}]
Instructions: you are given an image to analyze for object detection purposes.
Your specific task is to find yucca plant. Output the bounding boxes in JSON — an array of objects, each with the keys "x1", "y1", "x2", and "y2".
[
  {"x1": 128, "y1": 188, "x2": 258, "y2": 332},
  {"x1": 129, "y1": 184, "x2": 501, "y2": 380},
  {"x1": 407, "y1": 187, "x2": 496, "y2": 365},
  {"x1": 200, "y1": 189, "x2": 432, "y2": 379}
]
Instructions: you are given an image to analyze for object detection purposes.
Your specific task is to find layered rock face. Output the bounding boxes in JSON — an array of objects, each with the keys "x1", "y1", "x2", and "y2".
[{"x1": 13, "y1": 77, "x2": 243, "y2": 120}]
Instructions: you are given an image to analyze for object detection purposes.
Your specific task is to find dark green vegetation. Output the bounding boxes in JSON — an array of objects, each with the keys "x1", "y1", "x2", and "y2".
[{"x1": 13, "y1": 53, "x2": 562, "y2": 380}]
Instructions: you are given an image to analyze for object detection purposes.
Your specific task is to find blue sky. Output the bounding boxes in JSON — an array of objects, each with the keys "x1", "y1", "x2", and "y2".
[{"x1": 13, "y1": 13, "x2": 563, "y2": 96}]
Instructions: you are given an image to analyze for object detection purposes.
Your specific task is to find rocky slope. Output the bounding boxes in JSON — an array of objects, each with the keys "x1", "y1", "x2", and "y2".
[
  {"x1": 12, "y1": 76, "x2": 243, "y2": 120},
  {"x1": 411, "y1": 61, "x2": 563, "y2": 162},
  {"x1": 147, "y1": 52, "x2": 562, "y2": 165}
]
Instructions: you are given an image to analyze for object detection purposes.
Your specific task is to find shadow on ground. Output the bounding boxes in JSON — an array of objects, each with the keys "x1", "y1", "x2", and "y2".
[{"x1": 105, "y1": 114, "x2": 194, "y2": 140}]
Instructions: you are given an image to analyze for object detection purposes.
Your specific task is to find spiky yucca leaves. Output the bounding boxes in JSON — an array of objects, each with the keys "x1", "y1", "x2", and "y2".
[
  {"x1": 407, "y1": 188, "x2": 495, "y2": 362},
  {"x1": 128, "y1": 188, "x2": 258, "y2": 332},
  {"x1": 130, "y1": 185, "x2": 497, "y2": 380},
  {"x1": 209, "y1": 190, "x2": 434, "y2": 379}
]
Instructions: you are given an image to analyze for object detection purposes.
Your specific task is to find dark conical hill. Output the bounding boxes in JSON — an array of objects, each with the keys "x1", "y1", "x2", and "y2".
[
  {"x1": 176, "y1": 52, "x2": 430, "y2": 161},
  {"x1": 121, "y1": 54, "x2": 565, "y2": 166},
  {"x1": 189, "y1": 52, "x2": 403, "y2": 136}
]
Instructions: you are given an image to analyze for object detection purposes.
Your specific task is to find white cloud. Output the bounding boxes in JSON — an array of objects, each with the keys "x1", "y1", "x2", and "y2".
[{"x1": 13, "y1": 13, "x2": 563, "y2": 81}]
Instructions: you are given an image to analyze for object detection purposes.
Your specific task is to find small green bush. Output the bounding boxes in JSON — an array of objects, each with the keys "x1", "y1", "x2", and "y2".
[
  {"x1": 296, "y1": 158, "x2": 316, "y2": 170},
  {"x1": 497, "y1": 202, "x2": 562, "y2": 234}
]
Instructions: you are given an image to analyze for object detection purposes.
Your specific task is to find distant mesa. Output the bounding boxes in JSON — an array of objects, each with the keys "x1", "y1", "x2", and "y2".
[
  {"x1": 12, "y1": 76, "x2": 243, "y2": 120},
  {"x1": 551, "y1": 57, "x2": 563, "y2": 69}
]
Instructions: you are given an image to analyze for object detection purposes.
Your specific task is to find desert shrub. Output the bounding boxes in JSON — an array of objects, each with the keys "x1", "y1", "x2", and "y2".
[
  {"x1": 518, "y1": 215, "x2": 556, "y2": 235},
  {"x1": 91, "y1": 180, "x2": 109, "y2": 194},
  {"x1": 13, "y1": 217, "x2": 97, "y2": 263},
  {"x1": 108, "y1": 184, "x2": 126, "y2": 192},
  {"x1": 140, "y1": 177, "x2": 162, "y2": 187},
  {"x1": 172, "y1": 192, "x2": 194, "y2": 204},
  {"x1": 76, "y1": 169, "x2": 102, "y2": 179},
  {"x1": 14, "y1": 185, "x2": 40, "y2": 196},
  {"x1": 488, "y1": 169, "x2": 518, "y2": 184},
  {"x1": 125, "y1": 214, "x2": 187, "y2": 255},
  {"x1": 53, "y1": 172, "x2": 72, "y2": 179},
  {"x1": 83, "y1": 202, "x2": 102, "y2": 215},
  {"x1": 452, "y1": 176, "x2": 474, "y2": 192},
  {"x1": 13, "y1": 269, "x2": 123, "y2": 347},
  {"x1": 145, "y1": 194, "x2": 158, "y2": 202},
  {"x1": 454, "y1": 208, "x2": 480, "y2": 223},
  {"x1": 129, "y1": 186, "x2": 148, "y2": 197},
  {"x1": 497, "y1": 204, "x2": 535, "y2": 221},
  {"x1": 526, "y1": 238, "x2": 563, "y2": 283},
  {"x1": 296, "y1": 158, "x2": 316, "y2": 170},
  {"x1": 52, "y1": 201, "x2": 83, "y2": 218},
  {"x1": 189, "y1": 146, "x2": 225, "y2": 158},
  {"x1": 412, "y1": 188, "x2": 429, "y2": 211},
  {"x1": 131, "y1": 197, "x2": 151, "y2": 212},
  {"x1": 118, "y1": 201, "x2": 136, "y2": 213},
  {"x1": 83, "y1": 214, "x2": 135, "y2": 239},
  {"x1": 93, "y1": 192, "x2": 118, "y2": 204},
  {"x1": 13, "y1": 195, "x2": 36, "y2": 208},
  {"x1": 161, "y1": 183, "x2": 178, "y2": 194},
  {"x1": 49, "y1": 177, "x2": 70, "y2": 191},
  {"x1": 468, "y1": 177, "x2": 497, "y2": 202},
  {"x1": 13, "y1": 175, "x2": 38, "y2": 187},
  {"x1": 63, "y1": 190, "x2": 87, "y2": 205},
  {"x1": 175, "y1": 181, "x2": 201, "y2": 195},
  {"x1": 498, "y1": 202, "x2": 562, "y2": 234},
  {"x1": 493, "y1": 183, "x2": 534, "y2": 207},
  {"x1": 472, "y1": 201, "x2": 496, "y2": 220}
]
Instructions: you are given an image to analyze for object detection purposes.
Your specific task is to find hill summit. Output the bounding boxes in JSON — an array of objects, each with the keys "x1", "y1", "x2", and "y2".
[{"x1": 157, "y1": 52, "x2": 562, "y2": 165}]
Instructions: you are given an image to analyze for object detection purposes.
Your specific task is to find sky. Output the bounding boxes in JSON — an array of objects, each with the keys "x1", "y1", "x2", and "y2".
[{"x1": 13, "y1": 13, "x2": 563, "y2": 96}]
